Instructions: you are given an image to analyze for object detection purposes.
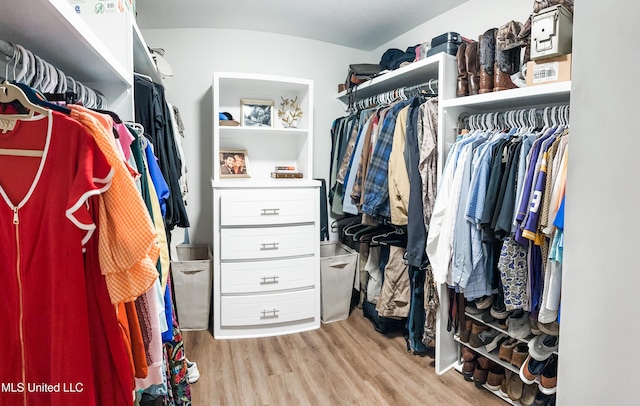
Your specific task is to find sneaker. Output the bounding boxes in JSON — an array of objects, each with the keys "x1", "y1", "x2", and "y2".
[
  {"x1": 475, "y1": 295, "x2": 494, "y2": 310},
  {"x1": 486, "y1": 366, "x2": 505, "y2": 391},
  {"x1": 465, "y1": 301, "x2": 485, "y2": 315},
  {"x1": 186, "y1": 359, "x2": 200, "y2": 384},
  {"x1": 507, "y1": 368, "x2": 523, "y2": 401},
  {"x1": 498, "y1": 371, "x2": 510, "y2": 398},
  {"x1": 528, "y1": 334, "x2": 558, "y2": 361},
  {"x1": 485, "y1": 333, "x2": 508, "y2": 353},
  {"x1": 534, "y1": 390, "x2": 553, "y2": 406},
  {"x1": 498, "y1": 337, "x2": 518, "y2": 362},
  {"x1": 530, "y1": 318, "x2": 542, "y2": 335},
  {"x1": 521, "y1": 383, "x2": 538, "y2": 406},
  {"x1": 538, "y1": 321, "x2": 560, "y2": 336},
  {"x1": 490, "y1": 299, "x2": 513, "y2": 320},
  {"x1": 538, "y1": 354, "x2": 558, "y2": 395},
  {"x1": 482, "y1": 310, "x2": 496, "y2": 323},
  {"x1": 519, "y1": 355, "x2": 547, "y2": 385},
  {"x1": 506, "y1": 310, "x2": 531, "y2": 339},
  {"x1": 510, "y1": 342, "x2": 529, "y2": 369},
  {"x1": 468, "y1": 322, "x2": 488, "y2": 348}
]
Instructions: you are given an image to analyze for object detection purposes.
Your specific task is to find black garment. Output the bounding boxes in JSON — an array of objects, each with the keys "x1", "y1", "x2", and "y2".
[
  {"x1": 134, "y1": 76, "x2": 189, "y2": 231},
  {"x1": 494, "y1": 140, "x2": 523, "y2": 240},
  {"x1": 405, "y1": 97, "x2": 427, "y2": 268},
  {"x1": 491, "y1": 140, "x2": 520, "y2": 231},
  {"x1": 315, "y1": 178, "x2": 330, "y2": 241},
  {"x1": 480, "y1": 138, "x2": 510, "y2": 241}
]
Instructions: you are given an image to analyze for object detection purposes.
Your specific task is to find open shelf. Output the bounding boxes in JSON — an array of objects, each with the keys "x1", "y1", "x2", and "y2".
[
  {"x1": 0, "y1": 0, "x2": 129, "y2": 89},
  {"x1": 335, "y1": 53, "x2": 455, "y2": 105},
  {"x1": 441, "y1": 81, "x2": 571, "y2": 111}
]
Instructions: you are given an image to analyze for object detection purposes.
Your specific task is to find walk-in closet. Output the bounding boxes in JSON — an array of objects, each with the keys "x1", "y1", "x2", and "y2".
[{"x1": 0, "y1": 0, "x2": 637, "y2": 405}]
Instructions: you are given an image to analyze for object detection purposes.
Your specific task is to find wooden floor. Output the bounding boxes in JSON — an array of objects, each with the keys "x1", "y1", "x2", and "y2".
[{"x1": 182, "y1": 309, "x2": 505, "y2": 406}]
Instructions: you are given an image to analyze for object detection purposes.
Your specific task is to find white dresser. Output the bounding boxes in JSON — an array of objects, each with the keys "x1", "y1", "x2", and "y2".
[{"x1": 211, "y1": 73, "x2": 320, "y2": 338}]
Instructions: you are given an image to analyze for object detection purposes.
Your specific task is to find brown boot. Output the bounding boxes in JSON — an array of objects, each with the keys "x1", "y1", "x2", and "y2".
[
  {"x1": 459, "y1": 319, "x2": 473, "y2": 343},
  {"x1": 479, "y1": 28, "x2": 497, "y2": 94},
  {"x1": 465, "y1": 41, "x2": 480, "y2": 95},
  {"x1": 493, "y1": 47, "x2": 519, "y2": 91},
  {"x1": 456, "y1": 42, "x2": 468, "y2": 97}
]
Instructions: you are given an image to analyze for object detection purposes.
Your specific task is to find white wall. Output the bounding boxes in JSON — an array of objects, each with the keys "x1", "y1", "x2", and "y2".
[
  {"x1": 141, "y1": 28, "x2": 369, "y2": 246},
  {"x1": 560, "y1": 1, "x2": 640, "y2": 404}
]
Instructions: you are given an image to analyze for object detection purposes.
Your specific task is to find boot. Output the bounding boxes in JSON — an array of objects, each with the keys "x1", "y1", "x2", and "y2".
[
  {"x1": 479, "y1": 28, "x2": 497, "y2": 94},
  {"x1": 465, "y1": 41, "x2": 480, "y2": 95},
  {"x1": 456, "y1": 42, "x2": 468, "y2": 97},
  {"x1": 494, "y1": 42, "x2": 520, "y2": 91}
]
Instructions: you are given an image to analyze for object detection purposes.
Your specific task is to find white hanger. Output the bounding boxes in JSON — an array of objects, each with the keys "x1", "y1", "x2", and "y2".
[
  {"x1": 0, "y1": 81, "x2": 49, "y2": 157},
  {"x1": 24, "y1": 49, "x2": 36, "y2": 85}
]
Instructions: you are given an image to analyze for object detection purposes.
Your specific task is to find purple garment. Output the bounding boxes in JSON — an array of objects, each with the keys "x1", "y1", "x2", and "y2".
[
  {"x1": 522, "y1": 133, "x2": 558, "y2": 241},
  {"x1": 514, "y1": 127, "x2": 556, "y2": 245}
]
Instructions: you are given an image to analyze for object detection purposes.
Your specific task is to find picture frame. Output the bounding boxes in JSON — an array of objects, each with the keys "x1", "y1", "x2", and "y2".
[
  {"x1": 219, "y1": 149, "x2": 250, "y2": 178},
  {"x1": 240, "y1": 99, "x2": 274, "y2": 127}
]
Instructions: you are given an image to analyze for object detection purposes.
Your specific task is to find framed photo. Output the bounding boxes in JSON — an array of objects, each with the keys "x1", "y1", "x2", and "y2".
[
  {"x1": 241, "y1": 99, "x2": 274, "y2": 127},
  {"x1": 219, "y1": 150, "x2": 250, "y2": 178}
]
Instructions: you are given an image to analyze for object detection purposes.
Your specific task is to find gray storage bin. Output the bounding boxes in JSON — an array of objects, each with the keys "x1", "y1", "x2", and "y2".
[
  {"x1": 171, "y1": 245, "x2": 213, "y2": 330},
  {"x1": 320, "y1": 241, "x2": 358, "y2": 323}
]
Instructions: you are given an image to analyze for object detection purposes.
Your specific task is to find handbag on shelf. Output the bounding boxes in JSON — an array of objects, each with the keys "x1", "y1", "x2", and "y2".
[{"x1": 346, "y1": 63, "x2": 382, "y2": 88}]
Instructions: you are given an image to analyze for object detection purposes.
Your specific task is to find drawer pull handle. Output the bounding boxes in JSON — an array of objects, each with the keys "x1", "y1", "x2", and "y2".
[
  {"x1": 261, "y1": 208, "x2": 280, "y2": 215},
  {"x1": 260, "y1": 275, "x2": 280, "y2": 284},
  {"x1": 261, "y1": 309, "x2": 279, "y2": 319},
  {"x1": 260, "y1": 242, "x2": 279, "y2": 250}
]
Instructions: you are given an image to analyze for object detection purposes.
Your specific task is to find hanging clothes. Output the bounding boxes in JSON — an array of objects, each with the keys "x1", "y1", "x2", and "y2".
[
  {"x1": 0, "y1": 110, "x2": 118, "y2": 406},
  {"x1": 134, "y1": 76, "x2": 190, "y2": 232}
]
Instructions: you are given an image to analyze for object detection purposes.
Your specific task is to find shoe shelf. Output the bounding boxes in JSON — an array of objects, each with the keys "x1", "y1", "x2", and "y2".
[
  {"x1": 465, "y1": 311, "x2": 559, "y2": 356},
  {"x1": 465, "y1": 312, "x2": 532, "y2": 345},
  {"x1": 452, "y1": 362, "x2": 523, "y2": 406},
  {"x1": 454, "y1": 335, "x2": 523, "y2": 377}
]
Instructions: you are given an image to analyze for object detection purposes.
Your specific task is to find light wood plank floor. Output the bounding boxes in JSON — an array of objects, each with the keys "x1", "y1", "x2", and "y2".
[{"x1": 182, "y1": 310, "x2": 505, "y2": 406}]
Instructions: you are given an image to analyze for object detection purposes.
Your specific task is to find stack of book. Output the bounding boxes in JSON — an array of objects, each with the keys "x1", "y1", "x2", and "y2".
[{"x1": 271, "y1": 166, "x2": 303, "y2": 179}]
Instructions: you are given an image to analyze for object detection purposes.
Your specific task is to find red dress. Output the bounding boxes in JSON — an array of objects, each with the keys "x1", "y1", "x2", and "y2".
[{"x1": 0, "y1": 111, "x2": 122, "y2": 405}]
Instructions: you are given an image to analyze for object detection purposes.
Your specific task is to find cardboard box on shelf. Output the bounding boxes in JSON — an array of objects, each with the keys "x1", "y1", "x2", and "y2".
[
  {"x1": 68, "y1": 0, "x2": 134, "y2": 15},
  {"x1": 526, "y1": 53, "x2": 572, "y2": 86}
]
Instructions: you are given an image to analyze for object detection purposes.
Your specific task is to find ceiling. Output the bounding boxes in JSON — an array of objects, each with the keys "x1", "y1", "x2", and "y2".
[{"x1": 135, "y1": 0, "x2": 468, "y2": 51}]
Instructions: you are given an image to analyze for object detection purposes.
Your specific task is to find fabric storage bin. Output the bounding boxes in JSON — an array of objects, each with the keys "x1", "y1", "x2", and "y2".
[
  {"x1": 320, "y1": 241, "x2": 358, "y2": 323},
  {"x1": 171, "y1": 245, "x2": 213, "y2": 330}
]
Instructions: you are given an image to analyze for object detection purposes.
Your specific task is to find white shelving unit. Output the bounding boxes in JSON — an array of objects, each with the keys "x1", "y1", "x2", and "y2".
[
  {"x1": 434, "y1": 81, "x2": 570, "y2": 404},
  {"x1": 0, "y1": 0, "x2": 160, "y2": 120},
  {"x1": 211, "y1": 72, "x2": 321, "y2": 339},
  {"x1": 435, "y1": 80, "x2": 570, "y2": 376}
]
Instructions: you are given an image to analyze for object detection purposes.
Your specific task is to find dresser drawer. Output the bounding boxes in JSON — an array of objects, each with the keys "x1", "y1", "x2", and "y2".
[
  {"x1": 221, "y1": 224, "x2": 315, "y2": 260},
  {"x1": 220, "y1": 289, "x2": 316, "y2": 327},
  {"x1": 221, "y1": 257, "x2": 315, "y2": 294},
  {"x1": 220, "y1": 188, "x2": 316, "y2": 226}
]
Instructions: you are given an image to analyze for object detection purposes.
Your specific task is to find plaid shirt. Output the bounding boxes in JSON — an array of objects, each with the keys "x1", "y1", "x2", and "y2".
[{"x1": 362, "y1": 100, "x2": 410, "y2": 223}]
